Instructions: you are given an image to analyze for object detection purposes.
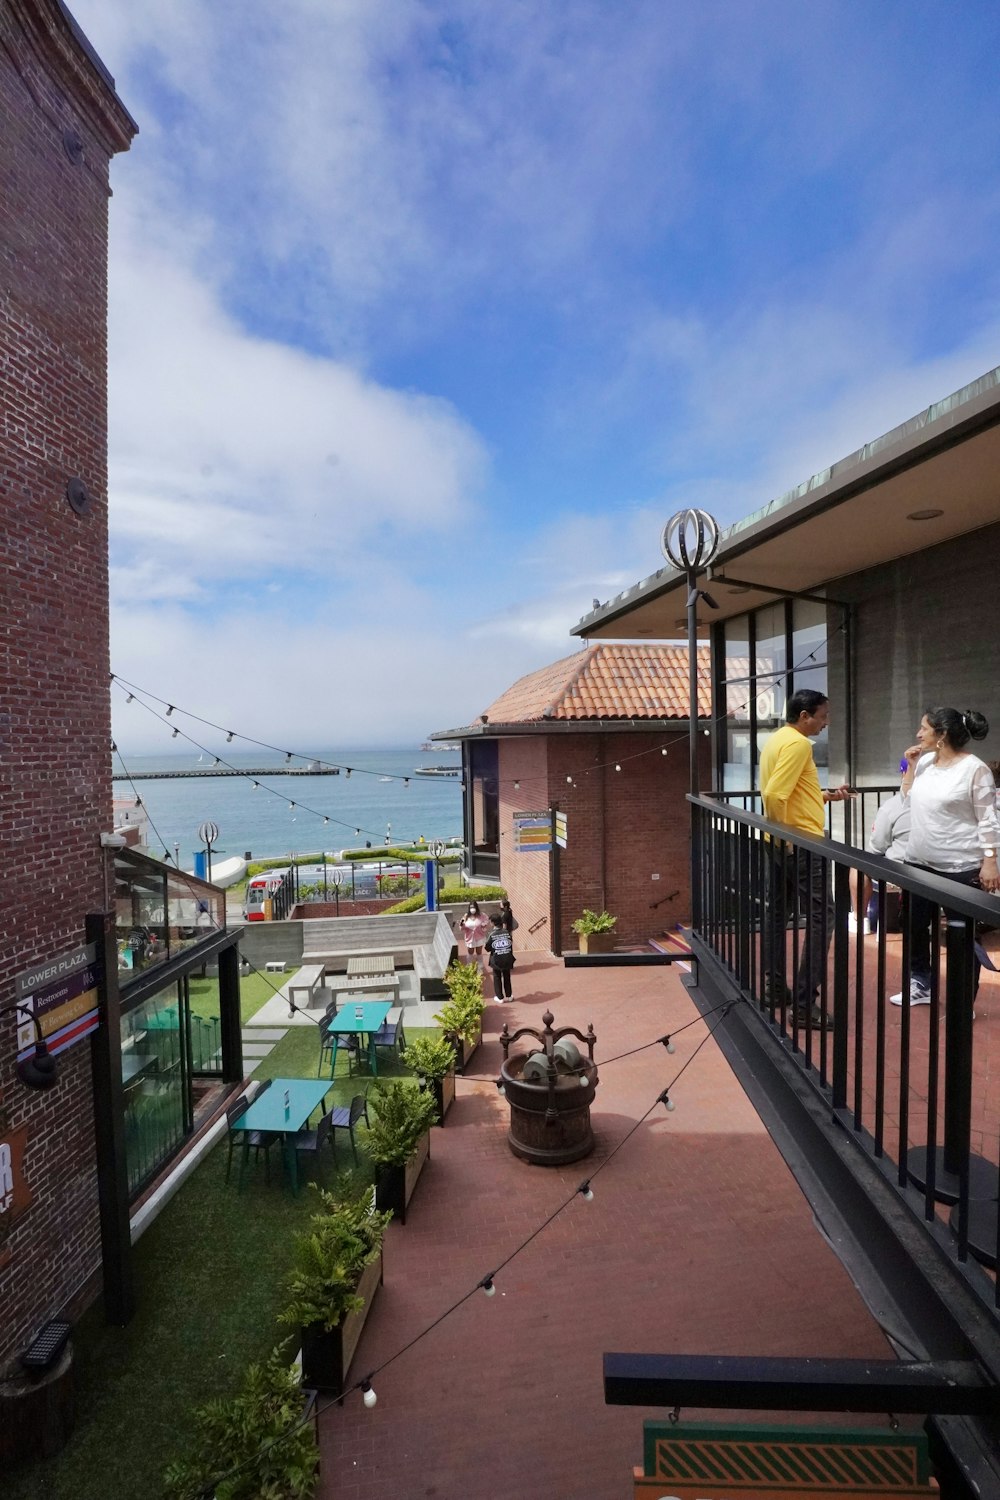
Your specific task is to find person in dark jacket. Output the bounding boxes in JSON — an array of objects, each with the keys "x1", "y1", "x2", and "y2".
[
  {"x1": 499, "y1": 899, "x2": 518, "y2": 934},
  {"x1": 485, "y1": 913, "x2": 515, "y2": 1002}
]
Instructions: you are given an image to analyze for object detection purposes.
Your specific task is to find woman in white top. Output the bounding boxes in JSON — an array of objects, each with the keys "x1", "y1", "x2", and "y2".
[
  {"x1": 458, "y1": 901, "x2": 490, "y2": 970},
  {"x1": 892, "y1": 707, "x2": 1000, "y2": 1006}
]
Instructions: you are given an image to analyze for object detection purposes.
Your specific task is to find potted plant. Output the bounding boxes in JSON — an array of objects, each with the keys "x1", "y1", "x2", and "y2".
[
  {"x1": 367, "y1": 1080, "x2": 438, "y2": 1224},
  {"x1": 402, "y1": 1033, "x2": 458, "y2": 1123},
  {"x1": 163, "y1": 1348, "x2": 320, "y2": 1498},
  {"x1": 278, "y1": 1184, "x2": 391, "y2": 1393},
  {"x1": 433, "y1": 961, "x2": 486, "y2": 1073},
  {"x1": 571, "y1": 908, "x2": 618, "y2": 954}
]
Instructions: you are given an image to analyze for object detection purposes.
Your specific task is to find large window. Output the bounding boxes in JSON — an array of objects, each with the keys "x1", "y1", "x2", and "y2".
[
  {"x1": 120, "y1": 984, "x2": 191, "y2": 1196},
  {"x1": 717, "y1": 596, "x2": 829, "y2": 791},
  {"x1": 464, "y1": 739, "x2": 499, "y2": 879}
]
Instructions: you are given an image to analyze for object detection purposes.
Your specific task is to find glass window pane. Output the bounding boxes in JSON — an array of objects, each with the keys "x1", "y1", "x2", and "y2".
[
  {"x1": 754, "y1": 674, "x2": 785, "y2": 726},
  {"x1": 187, "y1": 972, "x2": 223, "y2": 1076},
  {"x1": 724, "y1": 728, "x2": 752, "y2": 790},
  {"x1": 755, "y1": 602, "x2": 786, "y2": 680},
  {"x1": 792, "y1": 598, "x2": 828, "y2": 676},
  {"x1": 724, "y1": 616, "x2": 749, "y2": 681},
  {"x1": 121, "y1": 985, "x2": 188, "y2": 1196}
]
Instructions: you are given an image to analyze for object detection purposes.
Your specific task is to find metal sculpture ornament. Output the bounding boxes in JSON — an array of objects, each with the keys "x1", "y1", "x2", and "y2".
[{"x1": 660, "y1": 508, "x2": 720, "y2": 576}]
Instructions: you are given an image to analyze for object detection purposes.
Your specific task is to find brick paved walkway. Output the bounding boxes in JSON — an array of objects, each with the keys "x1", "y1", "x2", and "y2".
[{"x1": 319, "y1": 954, "x2": 896, "y2": 1500}]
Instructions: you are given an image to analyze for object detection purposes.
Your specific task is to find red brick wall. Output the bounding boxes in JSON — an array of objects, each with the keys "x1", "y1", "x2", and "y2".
[
  {"x1": 494, "y1": 729, "x2": 711, "y2": 955},
  {"x1": 0, "y1": 3, "x2": 133, "y2": 1366},
  {"x1": 496, "y1": 738, "x2": 552, "y2": 951}
]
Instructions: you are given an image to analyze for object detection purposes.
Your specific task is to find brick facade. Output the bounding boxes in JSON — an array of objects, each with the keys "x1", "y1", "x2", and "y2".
[
  {"x1": 496, "y1": 730, "x2": 711, "y2": 953},
  {"x1": 0, "y1": 1, "x2": 134, "y2": 1365}
]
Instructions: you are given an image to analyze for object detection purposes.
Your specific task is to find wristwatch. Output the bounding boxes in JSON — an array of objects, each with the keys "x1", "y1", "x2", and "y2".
[{"x1": 984, "y1": 848, "x2": 997, "y2": 859}]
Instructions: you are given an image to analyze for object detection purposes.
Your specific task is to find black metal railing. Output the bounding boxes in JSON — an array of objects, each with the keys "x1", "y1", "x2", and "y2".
[
  {"x1": 716, "y1": 785, "x2": 900, "y2": 848},
  {"x1": 691, "y1": 793, "x2": 1000, "y2": 1302}
]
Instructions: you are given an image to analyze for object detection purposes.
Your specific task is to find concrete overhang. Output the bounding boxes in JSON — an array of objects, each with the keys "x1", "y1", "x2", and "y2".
[{"x1": 573, "y1": 365, "x2": 1000, "y2": 639}]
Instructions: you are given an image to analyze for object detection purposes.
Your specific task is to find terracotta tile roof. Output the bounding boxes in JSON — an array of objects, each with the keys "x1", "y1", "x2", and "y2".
[{"x1": 479, "y1": 643, "x2": 711, "y2": 725}]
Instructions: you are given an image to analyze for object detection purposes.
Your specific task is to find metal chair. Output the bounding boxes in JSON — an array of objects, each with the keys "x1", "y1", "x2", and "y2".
[
  {"x1": 231, "y1": 1081, "x2": 279, "y2": 1186},
  {"x1": 224, "y1": 1095, "x2": 250, "y2": 1183},
  {"x1": 330, "y1": 1093, "x2": 369, "y2": 1165},
  {"x1": 318, "y1": 1019, "x2": 360, "y2": 1077},
  {"x1": 293, "y1": 1111, "x2": 333, "y2": 1182},
  {"x1": 371, "y1": 1017, "x2": 405, "y2": 1062}
]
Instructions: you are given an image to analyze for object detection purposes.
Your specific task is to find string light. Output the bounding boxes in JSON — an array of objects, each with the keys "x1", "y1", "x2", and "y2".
[
  {"x1": 226, "y1": 731, "x2": 234, "y2": 743},
  {"x1": 165, "y1": 704, "x2": 174, "y2": 717},
  {"x1": 171, "y1": 727, "x2": 179, "y2": 738},
  {"x1": 345, "y1": 768, "x2": 352, "y2": 778},
  {"x1": 578, "y1": 1073, "x2": 590, "y2": 1088},
  {"x1": 514, "y1": 780, "x2": 520, "y2": 790},
  {"x1": 661, "y1": 747, "x2": 668, "y2": 756},
  {"x1": 495, "y1": 1078, "x2": 506, "y2": 1097},
  {"x1": 289, "y1": 802, "x2": 295, "y2": 811},
  {"x1": 578, "y1": 1182, "x2": 594, "y2": 1202},
  {"x1": 285, "y1": 752, "x2": 292, "y2": 763},
  {"x1": 480, "y1": 1276, "x2": 496, "y2": 1298},
  {"x1": 126, "y1": 693, "x2": 134, "y2": 704},
  {"x1": 660, "y1": 1090, "x2": 676, "y2": 1113},
  {"x1": 362, "y1": 1381, "x2": 377, "y2": 1409},
  {"x1": 566, "y1": 774, "x2": 573, "y2": 784},
  {"x1": 661, "y1": 1035, "x2": 676, "y2": 1054},
  {"x1": 614, "y1": 763, "x2": 621, "y2": 772}
]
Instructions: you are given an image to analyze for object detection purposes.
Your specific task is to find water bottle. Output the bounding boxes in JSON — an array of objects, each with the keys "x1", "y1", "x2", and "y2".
[{"x1": 283, "y1": 1089, "x2": 290, "y2": 1116}]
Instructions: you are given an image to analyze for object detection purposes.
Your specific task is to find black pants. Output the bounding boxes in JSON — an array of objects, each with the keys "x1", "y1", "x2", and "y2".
[
  {"x1": 762, "y1": 843, "x2": 833, "y2": 1006},
  {"x1": 491, "y1": 962, "x2": 513, "y2": 999},
  {"x1": 906, "y1": 863, "x2": 982, "y2": 997}
]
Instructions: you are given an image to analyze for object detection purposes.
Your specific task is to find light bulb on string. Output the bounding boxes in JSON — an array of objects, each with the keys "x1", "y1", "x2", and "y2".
[
  {"x1": 126, "y1": 693, "x2": 134, "y2": 704},
  {"x1": 285, "y1": 752, "x2": 292, "y2": 763},
  {"x1": 579, "y1": 1182, "x2": 594, "y2": 1203},
  {"x1": 578, "y1": 1073, "x2": 590, "y2": 1088},
  {"x1": 323, "y1": 817, "x2": 329, "y2": 825},
  {"x1": 214, "y1": 758, "x2": 221, "y2": 767},
  {"x1": 165, "y1": 705, "x2": 174, "y2": 717},
  {"x1": 660, "y1": 1091, "x2": 675, "y2": 1113},
  {"x1": 661, "y1": 1036, "x2": 676, "y2": 1055},
  {"x1": 345, "y1": 768, "x2": 352, "y2": 779},
  {"x1": 495, "y1": 1078, "x2": 506, "y2": 1098},
  {"x1": 362, "y1": 1381, "x2": 377, "y2": 1409},
  {"x1": 480, "y1": 1276, "x2": 496, "y2": 1298},
  {"x1": 661, "y1": 748, "x2": 668, "y2": 756},
  {"x1": 614, "y1": 763, "x2": 621, "y2": 773},
  {"x1": 513, "y1": 780, "x2": 520, "y2": 791},
  {"x1": 226, "y1": 732, "x2": 234, "y2": 743},
  {"x1": 566, "y1": 775, "x2": 573, "y2": 784},
  {"x1": 171, "y1": 727, "x2": 179, "y2": 738},
  {"x1": 289, "y1": 802, "x2": 295, "y2": 811}
]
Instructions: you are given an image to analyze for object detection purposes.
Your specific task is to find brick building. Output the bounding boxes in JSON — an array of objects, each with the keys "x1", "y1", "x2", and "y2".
[
  {"x1": 434, "y1": 644, "x2": 710, "y2": 953},
  {"x1": 0, "y1": 0, "x2": 137, "y2": 1369}
]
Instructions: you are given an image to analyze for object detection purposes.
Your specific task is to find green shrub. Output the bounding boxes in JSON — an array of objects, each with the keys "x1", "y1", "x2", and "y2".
[
  {"x1": 402, "y1": 1033, "x2": 456, "y2": 1080},
  {"x1": 433, "y1": 962, "x2": 486, "y2": 1041},
  {"x1": 163, "y1": 1348, "x2": 319, "y2": 1500},
  {"x1": 366, "y1": 1080, "x2": 438, "y2": 1166},
  {"x1": 380, "y1": 883, "x2": 506, "y2": 916},
  {"x1": 571, "y1": 908, "x2": 618, "y2": 935}
]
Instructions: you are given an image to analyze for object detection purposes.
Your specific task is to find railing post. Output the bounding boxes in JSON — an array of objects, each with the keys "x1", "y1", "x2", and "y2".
[{"x1": 832, "y1": 861, "x2": 850, "y2": 1108}]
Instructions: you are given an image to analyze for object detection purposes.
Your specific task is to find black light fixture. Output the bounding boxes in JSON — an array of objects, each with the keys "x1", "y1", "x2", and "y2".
[{"x1": 3, "y1": 1002, "x2": 59, "y2": 1091}]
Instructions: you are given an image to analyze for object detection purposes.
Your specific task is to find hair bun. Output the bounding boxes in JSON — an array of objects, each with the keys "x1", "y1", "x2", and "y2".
[{"x1": 965, "y1": 709, "x2": 989, "y2": 741}]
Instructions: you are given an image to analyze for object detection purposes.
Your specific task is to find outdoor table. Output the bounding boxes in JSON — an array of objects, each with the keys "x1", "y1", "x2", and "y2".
[
  {"x1": 231, "y1": 1077, "x2": 332, "y2": 1193},
  {"x1": 346, "y1": 955, "x2": 394, "y2": 977},
  {"x1": 323, "y1": 1000, "x2": 392, "y2": 1076}
]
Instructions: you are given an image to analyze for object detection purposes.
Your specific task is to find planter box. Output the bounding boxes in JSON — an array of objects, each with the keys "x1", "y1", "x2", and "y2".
[
  {"x1": 299, "y1": 1249, "x2": 383, "y2": 1393},
  {"x1": 431, "y1": 1070, "x2": 456, "y2": 1124},
  {"x1": 374, "y1": 1128, "x2": 431, "y2": 1225},
  {"x1": 578, "y1": 931, "x2": 616, "y2": 954},
  {"x1": 448, "y1": 1021, "x2": 482, "y2": 1075}
]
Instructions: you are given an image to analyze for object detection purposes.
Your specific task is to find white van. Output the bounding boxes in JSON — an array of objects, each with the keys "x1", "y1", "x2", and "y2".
[{"x1": 242, "y1": 868, "x2": 289, "y2": 922}]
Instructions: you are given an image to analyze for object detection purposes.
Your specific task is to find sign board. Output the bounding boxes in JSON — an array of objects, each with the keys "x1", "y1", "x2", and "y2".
[
  {"x1": 634, "y1": 1422, "x2": 938, "y2": 1498},
  {"x1": 555, "y1": 811, "x2": 568, "y2": 849},
  {"x1": 513, "y1": 810, "x2": 552, "y2": 854},
  {"x1": 0, "y1": 1122, "x2": 32, "y2": 1270},
  {"x1": 15, "y1": 942, "x2": 99, "y2": 1060}
]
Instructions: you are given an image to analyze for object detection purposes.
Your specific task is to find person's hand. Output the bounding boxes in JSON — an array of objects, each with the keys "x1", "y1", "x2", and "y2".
[
  {"x1": 904, "y1": 744, "x2": 922, "y2": 767},
  {"x1": 981, "y1": 856, "x2": 1000, "y2": 894},
  {"x1": 824, "y1": 785, "x2": 856, "y2": 803}
]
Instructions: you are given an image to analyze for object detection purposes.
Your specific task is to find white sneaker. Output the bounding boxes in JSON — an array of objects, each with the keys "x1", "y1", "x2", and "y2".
[
  {"x1": 848, "y1": 914, "x2": 871, "y2": 935},
  {"x1": 890, "y1": 982, "x2": 931, "y2": 1007}
]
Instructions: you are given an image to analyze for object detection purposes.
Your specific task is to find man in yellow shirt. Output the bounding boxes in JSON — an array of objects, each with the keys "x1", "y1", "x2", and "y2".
[{"x1": 759, "y1": 690, "x2": 854, "y2": 1029}]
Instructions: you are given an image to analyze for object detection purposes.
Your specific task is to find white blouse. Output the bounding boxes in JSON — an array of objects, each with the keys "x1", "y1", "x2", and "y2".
[{"x1": 904, "y1": 752, "x2": 1000, "y2": 872}]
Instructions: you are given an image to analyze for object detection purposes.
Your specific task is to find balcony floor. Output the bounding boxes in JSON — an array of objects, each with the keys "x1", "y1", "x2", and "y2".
[{"x1": 319, "y1": 951, "x2": 906, "y2": 1500}]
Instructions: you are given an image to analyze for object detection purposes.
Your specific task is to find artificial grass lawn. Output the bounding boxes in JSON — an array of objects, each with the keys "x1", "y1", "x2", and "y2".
[
  {"x1": 7, "y1": 1016, "x2": 437, "y2": 1500},
  {"x1": 187, "y1": 966, "x2": 298, "y2": 1028}
]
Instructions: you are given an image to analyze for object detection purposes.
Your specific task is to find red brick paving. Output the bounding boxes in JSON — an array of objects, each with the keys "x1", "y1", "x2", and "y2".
[{"x1": 318, "y1": 954, "x2": 898, "y2": 1500}]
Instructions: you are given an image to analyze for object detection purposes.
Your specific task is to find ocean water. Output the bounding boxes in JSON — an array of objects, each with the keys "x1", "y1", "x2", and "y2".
[{"x1": 112, "y1": 746, "x2": 463, "y2": 864}]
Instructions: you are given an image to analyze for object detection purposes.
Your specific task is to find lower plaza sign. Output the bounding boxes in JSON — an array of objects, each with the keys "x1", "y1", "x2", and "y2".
[{"x1": 633, "y1": 1423, "x2": 938, "y2": 1498}]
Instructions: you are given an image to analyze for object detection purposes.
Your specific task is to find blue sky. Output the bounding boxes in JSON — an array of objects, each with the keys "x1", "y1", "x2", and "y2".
[{"x1": 74, "y1": 0, "x2": 1000, "y2": 752}]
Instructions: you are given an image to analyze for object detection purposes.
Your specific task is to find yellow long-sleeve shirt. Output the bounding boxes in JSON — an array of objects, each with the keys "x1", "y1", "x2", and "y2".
[{"x1": 759, "y1": 724, "x2": 825, "y2": 837}]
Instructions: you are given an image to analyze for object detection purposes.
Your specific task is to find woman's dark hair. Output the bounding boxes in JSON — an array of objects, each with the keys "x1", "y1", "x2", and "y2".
[
  {"x1": 785, "y1": 689, "x2": 828, "y2": 723},
  {"x1": 925, "y1": 706, "x2": 989, "y2": 749}
]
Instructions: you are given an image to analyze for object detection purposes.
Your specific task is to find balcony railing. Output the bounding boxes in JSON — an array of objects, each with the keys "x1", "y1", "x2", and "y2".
[{"x1": 691, "y1": 792, "x2": 1000, "y2": 1308}]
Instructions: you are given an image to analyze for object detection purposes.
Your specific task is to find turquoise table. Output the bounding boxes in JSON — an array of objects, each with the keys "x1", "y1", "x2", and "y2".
[
  {"x1": 323, "y1": 1001, "x2": 392, "y2": 1076},
  {"x1": 231, "y1": 1078, "x2": 331, "y2": 1192}
]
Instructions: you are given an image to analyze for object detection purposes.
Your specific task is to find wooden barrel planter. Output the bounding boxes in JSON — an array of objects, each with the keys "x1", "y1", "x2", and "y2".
[
  {"x1": 299, "y1": 1251, "x2": 383, "y2": 1393},
  {"x1": 374, "y1": 1129, "x2": 430, "y2": 1224},
  {"x1": 499, "y1": 1011, "x2": 599, "y2": 1166}
]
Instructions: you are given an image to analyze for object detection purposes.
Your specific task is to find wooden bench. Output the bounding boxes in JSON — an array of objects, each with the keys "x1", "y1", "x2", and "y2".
[{"x1": 287, "y1": 962, "x2": 326, "y2": 1015}]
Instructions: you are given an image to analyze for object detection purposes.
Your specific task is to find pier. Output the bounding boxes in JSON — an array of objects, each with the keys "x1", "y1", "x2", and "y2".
[{"x1": 111, "y1": 767, "x2": 342, "y2": 781}]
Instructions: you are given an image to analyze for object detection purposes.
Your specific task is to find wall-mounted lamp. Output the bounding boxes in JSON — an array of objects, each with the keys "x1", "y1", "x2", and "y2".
[{"x1": 3, "y1": 1002, "x2": 59, "y2": 1091}]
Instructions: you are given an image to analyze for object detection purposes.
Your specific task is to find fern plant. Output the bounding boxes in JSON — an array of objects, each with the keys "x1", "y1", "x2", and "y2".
[
  {"x1": 163, "y1": 1347, "x2": 319, "y2": 1500},
  {"x1": 278, "y1": 1184, "x2": 390, "y2": 1334},
  {"x1": 401, "y1": 1033, "x2": 456, "y2": 1081}
]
